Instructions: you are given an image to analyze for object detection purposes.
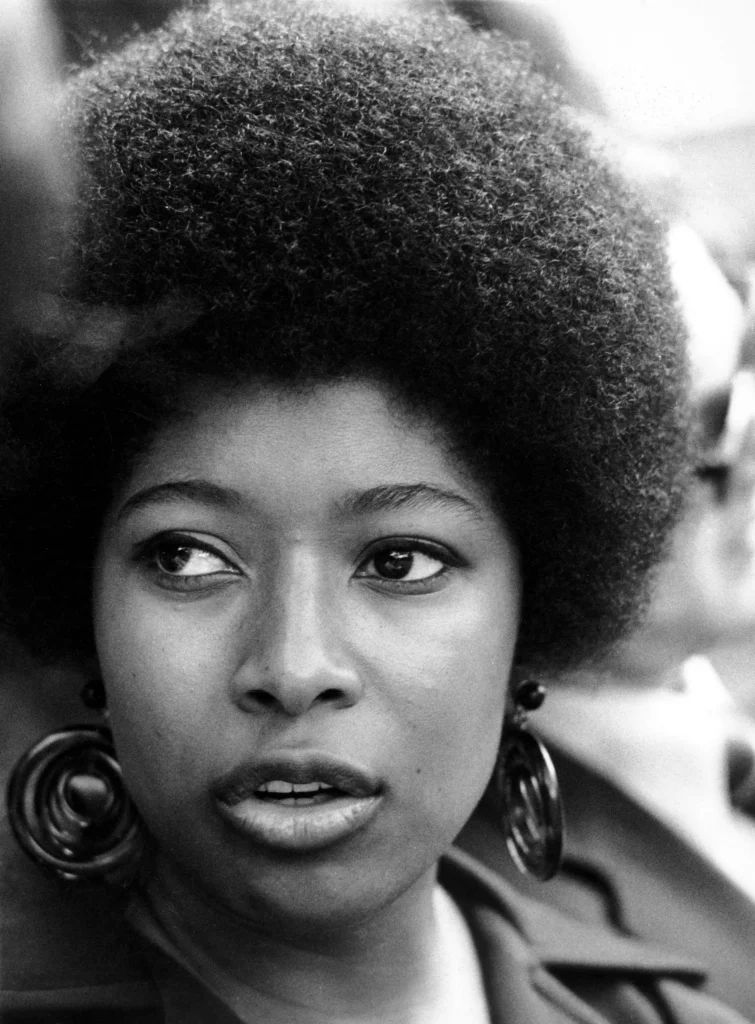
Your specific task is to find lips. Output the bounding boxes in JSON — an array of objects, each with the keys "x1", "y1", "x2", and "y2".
[{"x1": 211, "y1": 754, "x2": 383, "y2": 852}]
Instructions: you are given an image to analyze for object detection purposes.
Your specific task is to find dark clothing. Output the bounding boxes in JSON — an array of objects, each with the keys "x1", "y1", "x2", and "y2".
[
  {"x1": 0, "y1": 806, "x2": 750, "y2": 1023},
  {"x1": 458, "y1": 745, "x2": 755, "y2": 1021}
]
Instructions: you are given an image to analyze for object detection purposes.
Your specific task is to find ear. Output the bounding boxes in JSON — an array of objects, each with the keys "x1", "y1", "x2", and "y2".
[{"x1": 77, "y1": 653, "x2": 106, "y2": 708}]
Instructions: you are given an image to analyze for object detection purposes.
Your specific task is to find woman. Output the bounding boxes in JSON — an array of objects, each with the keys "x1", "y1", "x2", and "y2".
[{"x1": 0, "y1": 2, "x2": 742, "y2": 1021}]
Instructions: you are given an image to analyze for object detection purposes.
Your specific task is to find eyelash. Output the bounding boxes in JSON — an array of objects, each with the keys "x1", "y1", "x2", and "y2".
[
  {"x1": 136, "y1": 534, "x2": 240, "y2": 593},
  {"x1": 353, "y1": 538, "x2": 461, "y2": 594},
  {"x1": 135, "y1": 534, "x2": 463, "y2": 595}
]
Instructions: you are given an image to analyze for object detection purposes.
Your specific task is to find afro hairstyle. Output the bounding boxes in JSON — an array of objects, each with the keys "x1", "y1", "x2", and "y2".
[{"x1": 0, "y1": 0, "x2": 690, "y2": 671}]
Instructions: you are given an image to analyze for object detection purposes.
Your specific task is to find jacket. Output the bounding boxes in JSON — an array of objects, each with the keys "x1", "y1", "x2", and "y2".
[
  {"x1": 0, "y1": 808, "x2": 750, "y2": 1024},
  {"x1": 457, "y1": 744, "x2": 755, "y2": 1020}
]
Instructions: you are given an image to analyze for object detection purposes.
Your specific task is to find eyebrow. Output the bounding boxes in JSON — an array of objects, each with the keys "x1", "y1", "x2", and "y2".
[
  {"x1": 336, "y1": 484, "x2": 482, "y2": 520},
  {"x1": 114, "y1": 479, "x2": 483, "y2": 523},
  {"x1": 115, "y1": 479, "x2": 248, "y2": 521}
]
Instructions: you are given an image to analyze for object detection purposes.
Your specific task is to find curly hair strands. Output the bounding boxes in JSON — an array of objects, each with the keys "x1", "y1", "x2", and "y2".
[{"x1": 0, "y1": 0, "x2": 691, "y2": 670}]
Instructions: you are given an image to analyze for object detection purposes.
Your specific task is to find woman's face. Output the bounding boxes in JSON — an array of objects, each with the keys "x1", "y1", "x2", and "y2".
[{"x1": 93, "y1": 379, "x2": 520, "y2": 930}]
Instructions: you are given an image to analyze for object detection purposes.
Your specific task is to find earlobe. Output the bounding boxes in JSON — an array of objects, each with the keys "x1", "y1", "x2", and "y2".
[
  {"x1": 505, "y1": 664, "x2": 533, "y2": 708},
  {"x1": 77, "y1": 651, "x2": 108, "y2": 712},
  {"x1": 80, "y1": 678, "x2": 107, "y2": 711}
]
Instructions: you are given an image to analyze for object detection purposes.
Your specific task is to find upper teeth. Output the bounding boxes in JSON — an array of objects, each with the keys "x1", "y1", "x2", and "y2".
[{"x1": 257, "y1": 781, "x2": 334, "y2": 794}]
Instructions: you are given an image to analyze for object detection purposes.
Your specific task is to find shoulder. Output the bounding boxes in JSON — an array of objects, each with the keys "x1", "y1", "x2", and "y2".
[
  {"x1": 0, "y1": 812, "x2": 161, "y2": 1020},
  {"x1": 442, "y1": 846, "x2": 753, "y2": 1024},
  {"x1": 458, "y1": 744, "x2": 755, "y2": 1019}
]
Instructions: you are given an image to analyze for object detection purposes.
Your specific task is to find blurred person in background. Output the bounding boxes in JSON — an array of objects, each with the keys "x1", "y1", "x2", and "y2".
[
  {"x1": 709, "y1": 295, "x2": 755, "y2": 712},
  {"x1": 460, "y1": 282, "x2": 755, "y2": 1019}
]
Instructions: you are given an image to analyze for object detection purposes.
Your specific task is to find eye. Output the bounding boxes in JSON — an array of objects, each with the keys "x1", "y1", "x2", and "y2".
[
  {"x1": 140, "y1": 536, "x2": 241, "y2": 591},
  {"x1": 354, "y1": 540, "x2": 457, "y2": 592},
  {"x1": 361, "y1": 548, "x2": 443, "y2": 581},
  {"x1": 154, "y1": 542, "x2": 230, "y2": 577}
]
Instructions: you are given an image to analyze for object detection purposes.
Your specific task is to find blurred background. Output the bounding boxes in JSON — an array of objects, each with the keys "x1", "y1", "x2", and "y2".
[{"x1": 550, "y1": 0, "x2": 755, "y2": 277}]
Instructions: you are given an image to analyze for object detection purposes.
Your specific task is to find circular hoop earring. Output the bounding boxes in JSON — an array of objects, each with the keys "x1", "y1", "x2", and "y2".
[
  {"x1": 7, "y1": 720, "x2": 144, "y2": 884},
  {"x1": 495, "y1": 679, "x2": 564, "y2": 882}
]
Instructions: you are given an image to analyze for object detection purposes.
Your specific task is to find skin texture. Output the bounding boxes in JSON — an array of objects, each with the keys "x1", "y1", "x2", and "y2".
[{"x1": 92, "y1": 379, "x2": 519, "y2": 1015}]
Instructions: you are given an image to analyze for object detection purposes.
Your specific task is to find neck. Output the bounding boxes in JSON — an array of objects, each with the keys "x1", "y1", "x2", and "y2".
[{"x1": 139, "y1": 855, "x2": 482, "y2": 1024}]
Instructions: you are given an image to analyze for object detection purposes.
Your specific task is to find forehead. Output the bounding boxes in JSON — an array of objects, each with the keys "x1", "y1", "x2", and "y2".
[{"x1": 114, "y1": 378, "x2": 492, "y2": 520}]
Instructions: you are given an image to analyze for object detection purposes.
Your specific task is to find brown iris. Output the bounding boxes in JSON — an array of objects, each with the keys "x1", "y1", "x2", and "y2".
[
  {"x1": 155, "y1": 544, "x2": 192, "y2": 574},
  {"x1": 373, "y1": 550, "x2": 414, "y2": 580}
]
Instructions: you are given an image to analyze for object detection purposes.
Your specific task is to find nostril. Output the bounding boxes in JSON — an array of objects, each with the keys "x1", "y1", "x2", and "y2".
[
  {"x1": 236, "y1": 678, "x2": 360, "y2": 716},
  {"x1": 249, "y1": 690, "x2": 278, "y2": 709},
  {"x1": 317, "y1": 688, "x2": 347, "y2": 704}
]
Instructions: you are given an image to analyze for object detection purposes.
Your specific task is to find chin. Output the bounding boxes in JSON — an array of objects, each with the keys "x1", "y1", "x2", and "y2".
[{"x1": 163, "y1": 829, "x2": 433, "y2": 937}]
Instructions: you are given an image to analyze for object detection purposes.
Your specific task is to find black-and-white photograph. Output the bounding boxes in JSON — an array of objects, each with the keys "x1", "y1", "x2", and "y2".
[{"x1": 1, "y1": 2, "x2": 754, "y2": 1021}]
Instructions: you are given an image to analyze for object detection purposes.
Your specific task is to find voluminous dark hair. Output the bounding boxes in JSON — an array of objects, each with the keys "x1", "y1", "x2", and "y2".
[{"x1": 0, "y1": 0, "x2": 690, "y2": 671}]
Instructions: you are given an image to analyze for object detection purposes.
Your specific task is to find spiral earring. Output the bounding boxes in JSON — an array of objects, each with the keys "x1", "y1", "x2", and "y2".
[
  {"x1": 6, "y1": 681, "x2": 145, "y2": 883},
  {"x1": 495, "y1": 679, "x2": 564, "y2": 881}
]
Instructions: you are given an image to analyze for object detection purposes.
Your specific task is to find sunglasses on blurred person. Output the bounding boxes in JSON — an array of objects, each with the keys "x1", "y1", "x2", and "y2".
[{"x1": 696, "y1": 370, "x2": 755, "y2": 504}]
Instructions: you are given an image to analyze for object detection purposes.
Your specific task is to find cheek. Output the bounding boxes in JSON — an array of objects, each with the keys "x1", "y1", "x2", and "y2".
[
  {"x1": 92, "y1": 576, "x2": 231, "y2": 804},
  {"x1": 413, "y1": 636, "x2": 509, "y2": 777},
  {"x1": 368, "y1": 591, "x2": 515, "y2": 818}
]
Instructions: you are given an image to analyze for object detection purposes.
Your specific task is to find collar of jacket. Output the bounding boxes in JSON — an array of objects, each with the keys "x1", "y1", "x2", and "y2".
[
  {"x1": 443, "y1": 846, "x2": 704, "y2": 979},
  {"x1": 0, "y1": 813, "x2": 705, "y2": 1021}
]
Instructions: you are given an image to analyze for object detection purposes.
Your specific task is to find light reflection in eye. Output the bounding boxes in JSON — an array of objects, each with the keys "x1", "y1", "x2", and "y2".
[
  {"x1": 153, "y1": 541, "x2": 234, "y2": 577},
  {"x1": 360, "y1": 548, "x2": 446, "y2": 582}
]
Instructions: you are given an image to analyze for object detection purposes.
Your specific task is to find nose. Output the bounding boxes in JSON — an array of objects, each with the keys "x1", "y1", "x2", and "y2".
[{"x1": 231, "y1": 556, "x2": 363, "y2": 717}]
